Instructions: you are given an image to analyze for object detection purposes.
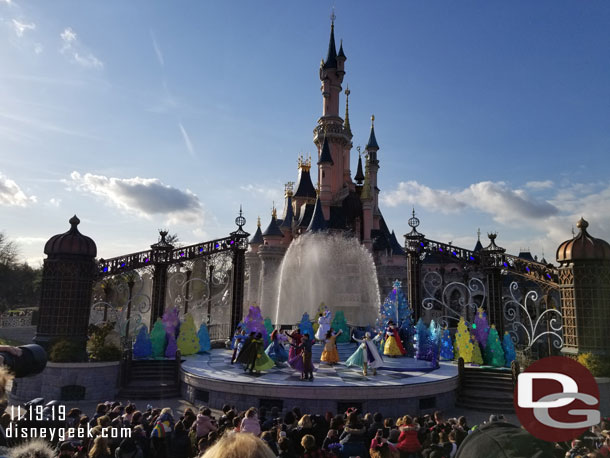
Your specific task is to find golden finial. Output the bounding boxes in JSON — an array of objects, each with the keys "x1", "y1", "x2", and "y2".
[
  {"x1": 257, "y1": 216, "x2": 261, "y2": 228},
  {"x1": 344, "y1": 85, "x2": 351, "y2": 134},
  {"x1": 477, "y1": 228, "x2": 481, "y2": 241},
  {"x1": 315, "y1": 183, "x2": 321, "y2": 196},
  {"x1": 284, "y1": 182, "x2": 294, "y2": 197},
  {"x1": 356, "y1": 145, "x2": 361, "y2": 156},
  {"x1": 272, "y1": 202, "x2": 277, "y2": 219},
  {"x1": 371, "y1": 114, "x2": 375, "y2": 127}
]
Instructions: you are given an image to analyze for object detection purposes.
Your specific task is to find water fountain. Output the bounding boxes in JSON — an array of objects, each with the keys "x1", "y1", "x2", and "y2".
[{"x1": 273, "y1": 232, "x2": 381, "y2": 327}]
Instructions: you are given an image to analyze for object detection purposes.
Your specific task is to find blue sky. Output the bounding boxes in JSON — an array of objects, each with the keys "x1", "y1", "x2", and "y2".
[{"x1": 1, "y1": 1, "x2": 609, "y2": 265}]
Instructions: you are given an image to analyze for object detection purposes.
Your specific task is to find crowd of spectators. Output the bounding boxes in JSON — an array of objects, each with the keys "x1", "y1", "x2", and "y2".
[{"x1": 0, "y1": 400, "x2": 608, "y2": 458}]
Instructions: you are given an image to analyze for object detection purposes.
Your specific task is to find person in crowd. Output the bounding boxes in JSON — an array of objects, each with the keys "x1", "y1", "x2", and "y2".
[
  {"x1": 193, "y1": 407, "x2": 218, "y2": 442},
  {"x1": 170, "y1": 421, "x2": 192, "y2": 458},
  {"x1": 339, "y1": 411, "x2": 367, "y2": 458},
  {"x1": 114, "y1": 438, "x2": 143, "y2": 458},
  {"x1": 89, "y1": 436, "x2": 112, "y2": 458},
  {"x1": 199, "y1": 432, "x2": 276, "y2": 458},
  {"x1": 240, "y1": 407, "x2": 261, "y2": 436},
  {"x1": 397, "y1": 415, "x2": 421, "y2": 457}
]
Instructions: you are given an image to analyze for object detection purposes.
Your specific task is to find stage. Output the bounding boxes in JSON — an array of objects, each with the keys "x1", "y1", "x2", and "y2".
[{"x1": 180, "y1": 343, "x2": 458, "y2": 417}]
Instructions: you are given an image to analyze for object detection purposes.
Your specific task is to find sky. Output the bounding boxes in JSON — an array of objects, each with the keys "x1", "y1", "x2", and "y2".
[{"x1": 1, "y1": 1, "x2": 609, "y2": 266}]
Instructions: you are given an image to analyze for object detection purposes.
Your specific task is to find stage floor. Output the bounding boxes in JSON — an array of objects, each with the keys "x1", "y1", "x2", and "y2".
[{"x1": 181, "y1": 343, "x2": 457, "y2": 388}]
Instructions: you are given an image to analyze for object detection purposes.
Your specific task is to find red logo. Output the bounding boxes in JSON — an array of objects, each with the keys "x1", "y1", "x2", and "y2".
[{"x1": 515, "y1": 356, "x2": 600, "y2": 442}]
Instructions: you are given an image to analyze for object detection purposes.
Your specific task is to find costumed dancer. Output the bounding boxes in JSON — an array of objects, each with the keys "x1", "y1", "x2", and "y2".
[
  {"x1": 289, "y1": 333, "x2": 316, "y2": 381},
  {"x1": 315, "y1": 309, "x2": 332, "y2": 341},
  {"x1": 384, "y1": 320, "x2": 406, "y2": 357},
  {"x1": 320, "y1": 329, "x2": 342, "y2": 365},
  {"x1": 284, "y1": 328, "x2": 303, "y2": 361},
  {"x1": 346, "y1": 332, "x2": 383, "y2": 376},
  {"x1": 265, "y1": 329, "x2": 289, "y2": 365},
  {"x1": 230, "y1": 327, "x2": 247, "y2": 364},
  {"x1": 236, "y1": 332, "x2": 274, "y2": 374}
]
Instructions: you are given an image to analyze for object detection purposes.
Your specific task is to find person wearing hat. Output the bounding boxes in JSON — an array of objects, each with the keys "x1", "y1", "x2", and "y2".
[
  {"x1": 57, "y1": 441, "x2": 76, "y2": 458},
  {"x1": 114, "y1": 437, "x2": 143, "y2": 458}
]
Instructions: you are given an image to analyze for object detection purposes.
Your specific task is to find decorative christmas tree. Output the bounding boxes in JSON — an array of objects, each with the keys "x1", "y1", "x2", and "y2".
[
  {"x1": 377, "y1": 280, "x2": 413, "y2": 332},
  {"x1": 162, "y1": 306, "x2": 180, "y2": 338},
  {"x1": 470, "y1": 334, "x2": 484, "y2": 365},
  {"x1": 197, "y1": 322, "x2": 211, "y2": 353},
  {"x1": 150, "y1": 319, "x2": 167, "y2": 358},
  {"x1": 263, "y1": 318, "x2": 274, "y2": 336},
  {"x1": 429, "y1": 320, "x2": 441, "y2": 365},
  {"x1": 484, "y1": 324, "x2": 505, "y2": 367},
  {"x1": 473, "y1": 307, "x2": 490, "y2": 348},
  {"x1": 454, "y1": 317, "x2": 473, "y2": 363},
  {"x1": 415, "y1": 318, "x2": 434, "y2": 361},
  {"x1": 133, "y1": 325, "x2": 152, "y2": 359},
  {"x1": 502, "y1": 331, "x2": 516, "y2": 367},
  {"x1": 440, "y1": 327, "x2": 454, "y2": 360},
  {"x1": 400, "y1": 321, "x2": 416, "y2": 357},
  {"x1": 165, "y1": 332, "x2": 178, "y2": 358},
  {"x1": 299, "y1": 312, "x2": 315, "y2": 339},
  {"x1": 177, "y1": 313, "x2": 199, "y2": 355},
  {"x1": 331, "y1": 311, "x2": 350, "y2": 343},
  {"x1": 243, "y1": 305, "x2": 269, "y2": 344}
]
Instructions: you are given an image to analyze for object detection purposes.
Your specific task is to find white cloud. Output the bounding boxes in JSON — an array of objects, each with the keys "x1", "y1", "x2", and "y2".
[
  {"x1": 60, "y1": 27, "x2": 103, "y2": 69},
  {"x1": 48, "y1": 197, "x2": 61, "y2": 207},
  {"x1": 525, "y1": 180, "x2": 554, "y2": 190},
  {"x1": 68, "y1": 171, "x2": 204, "y2": 225},
  {"x1": 178, "y1": 122, "x2": 195, "y2": 157},
  {"x1": 240, "y1": 184, "x2": 283, "y2": 203},
  {"x1": 150, "y1": 30, "x2": 164, "y2": 66},
  {"x1": 383, "y1": 180, "x2": 558, "y2": 224},
  {"x1": 0, "y1": 173, "x2": 37, "y2": 206},
  {"x1": 12, "y1": 19, "x2": 34, "y2": 37}
]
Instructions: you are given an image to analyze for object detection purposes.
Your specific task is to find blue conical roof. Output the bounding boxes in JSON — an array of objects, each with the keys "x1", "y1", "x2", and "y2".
[
  {"x1": 250, "y1": 226, "x2": 264, "y2": 245},
  {"x1": 323, "y1": 22, "x2": 338, "y2": 69},
  {"x1": 366, "y1": 124, "x2": 379, "y2": 150},
  {"x1": 280, "y1": 195, "x2": 294, "y2": 229},
  {"x1": 262, "y1": 215, "x2": 284, "y2": 238},
  {"x1": 306, "y1": 196, "x2": 327, "y2": 232},
  {"x1": 318, "y1": 137, "x2": 333, "y2": 165},
  {"x1": 354, "y1": 154, "x2": 364, "y2": 183}
]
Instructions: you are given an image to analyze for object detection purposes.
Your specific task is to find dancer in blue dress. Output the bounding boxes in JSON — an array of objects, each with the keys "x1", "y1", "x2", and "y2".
[
  {"x1": 265, "y1": 329, "x2": 289, "y2": 365},
  {"x1": 346, "y1": 332, "x2": 384, "y2": 376}
]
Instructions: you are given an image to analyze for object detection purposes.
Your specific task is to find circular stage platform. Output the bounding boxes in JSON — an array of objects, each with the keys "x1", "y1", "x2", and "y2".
[{"x1": 180, "y1": 343, "x2": 458, "y2": 417}]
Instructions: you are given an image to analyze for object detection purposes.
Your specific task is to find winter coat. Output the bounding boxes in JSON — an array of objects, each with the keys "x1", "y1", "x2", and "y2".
[
  {"x1": 240, "y1": 416, "x2": 261, "y2": 436},
  {"x1": 397, "y1": 427, "x2": 422, "y2": 453},
  {"x1": 193, "y1": 414, "x2": 217, "y2": 438},
  {"x1": 339, "y1": 426, "x2": 367, "y2": 444}
]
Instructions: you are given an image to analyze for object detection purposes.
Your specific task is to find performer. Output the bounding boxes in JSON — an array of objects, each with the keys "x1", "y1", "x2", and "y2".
[
  {"x1": 384, "y1": 320, "x2": 406, "y2": 357},
  {"x1": 284, "y1": 328, "x2": 303, "y2": 361},
  {"x1": 289, "y1": 333, "x2": 316, "y2": 381},
  {"x1": 235, "y1": 332, "x2": 255, "y2": 369},
  {"x1": 230, "y1": 327, "x2": 247, "y2": 364},
  {"x1": 265, "y1": 329, "x2": 289, "y2": 365},
  {"x1": 346, "y1": 332, "x2": 383, "y2": 376},
  {"x1": 315, "y1": 309, "x2": 332, "y2": 341},
  {"x1": 320, "y1": 329, "x2": 343, "y2": 365},
  {"x1": 237, "y1": 332, "x2": 274, "y2": 374}
]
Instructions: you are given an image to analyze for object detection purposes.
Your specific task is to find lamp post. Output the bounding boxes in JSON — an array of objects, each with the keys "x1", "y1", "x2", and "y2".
[{"x1": 207, "y1": 265, "x2": 214, "y2": 324}]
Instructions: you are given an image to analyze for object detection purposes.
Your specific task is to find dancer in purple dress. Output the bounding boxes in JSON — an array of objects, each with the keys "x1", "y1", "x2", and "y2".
[{"x1": 289, "y1": 333, "x2": 316, "y2": 381}]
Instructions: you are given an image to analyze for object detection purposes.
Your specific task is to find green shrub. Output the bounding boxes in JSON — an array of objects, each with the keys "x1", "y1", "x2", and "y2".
[
  {"x1": 89, "y1": 344, "x2": 121, "y2": 362},
  {"x1": 578, "y1": 352, "x2": 610, "y2": 377},
  {"x1": 49, "y1": 339, "x2": 83, "y2": 362}
]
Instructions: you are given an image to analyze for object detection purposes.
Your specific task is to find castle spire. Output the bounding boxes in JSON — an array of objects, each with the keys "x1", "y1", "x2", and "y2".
[
  {"x1": 323, "y1": 12, "x2": 338, "y2": 69},
  {"x1": 354, "y1": 147, "x2": 364, "y2": 184},
  {"x1": 344, "y1": 86, "x2": 352, "y2": 136},
  {"x1": 366, "y1": 114, "x2": 379, "y2": 151}
]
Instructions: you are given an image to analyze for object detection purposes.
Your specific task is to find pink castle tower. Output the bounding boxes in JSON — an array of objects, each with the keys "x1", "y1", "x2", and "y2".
[{"x1": 245, "y1": 16, "x2": 406, "y2": 316}]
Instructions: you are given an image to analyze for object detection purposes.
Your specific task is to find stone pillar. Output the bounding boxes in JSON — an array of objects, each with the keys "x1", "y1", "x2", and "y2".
[
  {"x1": 35, "y1": 216, "x2": 97, "y2": 360},
  {"x1": 557, "y1": 218, "x2": 610, "y2": 356},
  {"x1": 257, "y1": 245, "x2": 286, "y2": 322},
  {"x1": 245, "y1": 251, "x2": 262, "y2": 306}
]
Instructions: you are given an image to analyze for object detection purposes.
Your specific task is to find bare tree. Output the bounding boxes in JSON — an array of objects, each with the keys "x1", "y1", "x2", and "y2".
[{"x1": 0, "y1": 232, "x2": 19, "y2": 266}]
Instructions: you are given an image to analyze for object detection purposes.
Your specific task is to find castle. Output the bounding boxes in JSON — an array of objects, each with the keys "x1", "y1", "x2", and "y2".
[{"x1": 244, "y1": 18, "x2": 406, "y2": 321}]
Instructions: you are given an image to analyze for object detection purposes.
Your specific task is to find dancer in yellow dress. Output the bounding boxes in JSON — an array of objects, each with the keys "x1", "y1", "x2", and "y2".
[
  {"x1": 320, "y1": 329, "x2": 343, "y2": 365},
  {"x1": 383, "y1": 320, "x2": 406, "y2": 357}
]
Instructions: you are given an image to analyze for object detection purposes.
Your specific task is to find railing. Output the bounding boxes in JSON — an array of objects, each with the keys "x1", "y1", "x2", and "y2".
[
  {"x1": 97, "y1": 235, "x2": 247, "y2": 278},
  {"x1": 208, "y1": 323, "x2": 232, "y2": 341}
]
